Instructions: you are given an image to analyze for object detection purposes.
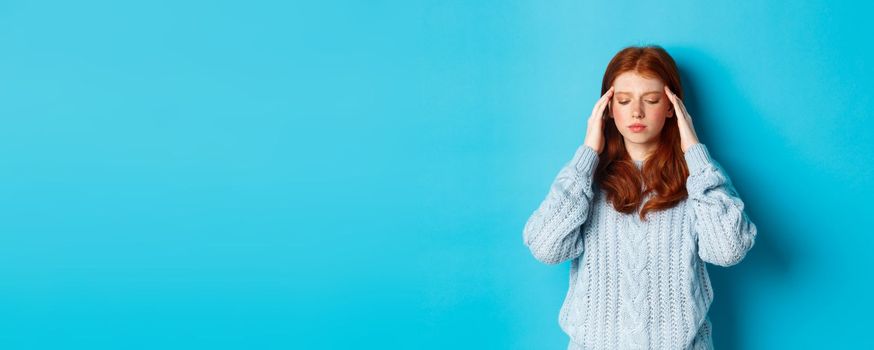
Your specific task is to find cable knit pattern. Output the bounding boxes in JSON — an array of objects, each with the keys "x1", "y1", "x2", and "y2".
[{"x1": 522, "y1": 142, "x2": 756, "y2": 350}]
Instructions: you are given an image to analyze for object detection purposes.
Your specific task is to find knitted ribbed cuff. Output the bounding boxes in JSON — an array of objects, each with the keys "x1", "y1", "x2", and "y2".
[
  {"x1": 572, "y1": 144, "x2": 600, "y2": 174},
  {"x1": 684, "y1": 142, "x2": 712, "y2": 174}
]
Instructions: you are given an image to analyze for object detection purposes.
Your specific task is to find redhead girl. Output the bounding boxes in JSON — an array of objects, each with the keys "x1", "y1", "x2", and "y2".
[{"x1": 523, "y1": 45, "x2": 757, "y2": 350}]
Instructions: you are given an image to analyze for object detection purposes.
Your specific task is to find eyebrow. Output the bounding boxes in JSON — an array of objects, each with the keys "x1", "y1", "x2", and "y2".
[{"x1": 615, "y1": 91, "x2": 662, "y2": 96}]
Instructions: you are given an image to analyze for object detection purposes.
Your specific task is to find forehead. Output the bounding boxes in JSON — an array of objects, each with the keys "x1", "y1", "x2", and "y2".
[{"x1": 612, "y1": 72, "x2": 665, "y2": 92}]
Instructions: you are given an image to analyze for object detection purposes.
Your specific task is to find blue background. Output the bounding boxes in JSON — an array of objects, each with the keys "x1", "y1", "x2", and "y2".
[{"x1": 1, "y1": 0, "x2": 872, "y2": 349}]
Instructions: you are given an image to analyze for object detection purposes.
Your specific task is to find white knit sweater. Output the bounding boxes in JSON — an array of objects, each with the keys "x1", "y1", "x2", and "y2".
[{"x1": 522, "y1": 142, "x2": 757, "y2": 350}]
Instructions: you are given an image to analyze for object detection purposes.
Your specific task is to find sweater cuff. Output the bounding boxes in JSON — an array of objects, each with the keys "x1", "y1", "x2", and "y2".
[
  {"x1": 572, "y1": 144, "x2": 600, "y2": 174},
  {"x1": 684, "y1": 142, "x2": 712, "y2": 174}
]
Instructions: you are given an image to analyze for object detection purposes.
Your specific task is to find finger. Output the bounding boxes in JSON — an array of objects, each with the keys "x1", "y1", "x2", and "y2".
[
  {"x1": 676, "y1": 97, "x2": 690, "y2": 121},
  {"x1": 602, "y1": 86, "x2": 614, "y2": 107},
  {"x1": 664, "y1": 87, "x2": 687, "y2": 119},
  {"x1": 593, "y1": 99, "x2": 608, "y2": 119},
  {"x1": 664, "y1": 88, "x2": 680, "y2": 115},
  {"x1": 664, "y1": 85, "x2": 677, "y2": 105},
  {"x1": 600, "y1": 86, "x2": 614, "y2": 104},
  {"x1": 591, "y1": 99, "x2": 605, "y2": 116},
  {"x1": 664, "y1": 85, "x2": 675, "y2": 97},
  {"x1": 592, "y1": 88, "x2": 613, "y2": 116},
  {"x1": 600, "y1": 88, "x2": 614, "y2": 112}
]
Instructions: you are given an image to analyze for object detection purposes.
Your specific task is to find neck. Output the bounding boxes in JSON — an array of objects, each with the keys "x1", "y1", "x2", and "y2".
[{"x1": 624, "y1": 138, "x2": 659, "y2": 162}]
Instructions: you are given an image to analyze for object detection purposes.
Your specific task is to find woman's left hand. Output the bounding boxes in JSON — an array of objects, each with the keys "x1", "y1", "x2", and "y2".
[{"x1": 664, "y1": 85, "x2": 700, "y2": 153}]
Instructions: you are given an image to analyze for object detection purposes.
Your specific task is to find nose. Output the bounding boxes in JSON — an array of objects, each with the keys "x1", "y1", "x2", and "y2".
[{"x1": 632, "y1": 107, "x2": 643, "y2": 119}]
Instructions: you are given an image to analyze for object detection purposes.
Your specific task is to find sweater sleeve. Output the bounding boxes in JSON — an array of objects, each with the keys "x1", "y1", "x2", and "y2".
[
  {"x1": 522, "y1": 143, "x2": 600, "y2": 265},
  {"x1": 685, "y1": 142, "x2": 758, "y2": 267}
]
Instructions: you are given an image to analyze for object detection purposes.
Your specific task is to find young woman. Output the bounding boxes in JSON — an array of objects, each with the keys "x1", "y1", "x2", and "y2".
[{"x1": 522, "y1": 45, "x2": 757, "y2": 350}]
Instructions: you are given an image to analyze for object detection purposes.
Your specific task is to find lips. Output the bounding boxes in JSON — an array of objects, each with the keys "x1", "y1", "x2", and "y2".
[{"x1": 629, "y1": 123, "x2": 647, "y2": 132}]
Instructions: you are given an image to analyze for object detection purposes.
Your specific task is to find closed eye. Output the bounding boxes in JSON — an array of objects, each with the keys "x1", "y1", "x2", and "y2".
[{"x1": 617, "y1": 100, "x2": 659, "y2": 105}]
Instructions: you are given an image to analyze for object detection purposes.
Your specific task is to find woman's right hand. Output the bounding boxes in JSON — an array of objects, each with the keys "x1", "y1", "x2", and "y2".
[{"x1": 584, "y1": 86, "x2": 613, "y2": 155}]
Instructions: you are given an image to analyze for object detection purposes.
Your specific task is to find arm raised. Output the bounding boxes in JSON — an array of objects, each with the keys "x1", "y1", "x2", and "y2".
[
  {"x1": 685, "y1": 143, "x2": 758, "y2": 267},
  {"x1": 523, "y1": 144, "x2": 600, "y2": 265}
]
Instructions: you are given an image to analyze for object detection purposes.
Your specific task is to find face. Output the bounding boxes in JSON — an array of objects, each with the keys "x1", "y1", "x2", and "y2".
[{"x1": 609, "y1": 71, "x2": 674, "y2": 147}]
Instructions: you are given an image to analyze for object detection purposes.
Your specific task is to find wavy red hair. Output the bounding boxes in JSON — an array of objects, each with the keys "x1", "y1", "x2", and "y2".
[{"x1": 594, "y1": 45, "x2": 689, "y2": 221}]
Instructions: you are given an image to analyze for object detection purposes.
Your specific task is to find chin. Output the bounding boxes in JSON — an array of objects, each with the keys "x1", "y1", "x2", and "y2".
[
  {"x1": 623, "y1": 133, "x2": 647, "y2": 141},
  {"x1": 624, "y1": 134, "x2": 657, "y2": 144}
]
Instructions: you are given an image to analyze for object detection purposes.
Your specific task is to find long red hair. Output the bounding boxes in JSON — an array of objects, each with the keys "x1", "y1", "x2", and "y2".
[{"x1": 594, "y1": 45, "x2": 689, "y2": 221}]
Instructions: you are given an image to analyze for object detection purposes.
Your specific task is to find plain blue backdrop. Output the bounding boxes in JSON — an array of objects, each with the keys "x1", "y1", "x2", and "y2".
[{"x1": 1, "y1": 0, "x2": 872, "y2": 349}]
